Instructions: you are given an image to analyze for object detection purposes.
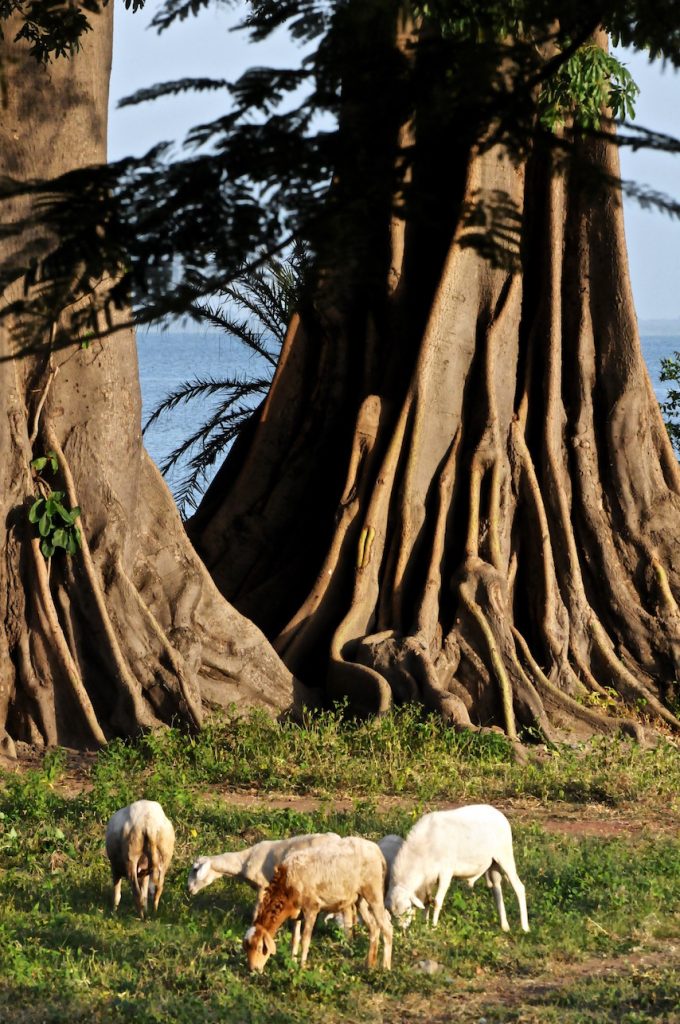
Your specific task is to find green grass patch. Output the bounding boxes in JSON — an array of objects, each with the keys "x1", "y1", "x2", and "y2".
[
  {"x1": 0, "y1": 711, "x2": 678, "y2": 1022},
  {"x1": 83, "y1": 705, "x2": 680, "y2": 812}
]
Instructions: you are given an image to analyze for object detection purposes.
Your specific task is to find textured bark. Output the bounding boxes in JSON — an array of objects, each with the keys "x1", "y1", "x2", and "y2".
[
  {"x1": 190, "y1": 23, "x2": 680, "y2": 743},
  {"x1": 0, "y1": 7, "x2": 294, "y2": 753}
]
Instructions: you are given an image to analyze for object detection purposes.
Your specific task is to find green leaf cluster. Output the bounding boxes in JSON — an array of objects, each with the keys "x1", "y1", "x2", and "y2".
[
  {"x1": 30, "y1": 450, "x2": 58, "y2": 474},
  {"x1": 660, "y1": 350, "x2": 680, "y2": 454},
  {"x1": 0, "y1": 0, "x2": 110, "y2": 63},
  {"x1": 2, "y1": 0, "x2": 680, "y2": 347},
  {"x1": 539, "y1": 44, "x2": 639, "y2": 131},
  {"x1": 28, "y1": 491, "x2": 82, "y2": 558}
]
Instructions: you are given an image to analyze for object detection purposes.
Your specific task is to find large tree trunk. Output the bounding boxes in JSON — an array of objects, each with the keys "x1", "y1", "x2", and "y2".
[
  {"x1": 189, "y1": 21, "x2": 680, "y2": 743},
  {"x1": 0, "y1": 6, "x2": 294, "y2": 753}
]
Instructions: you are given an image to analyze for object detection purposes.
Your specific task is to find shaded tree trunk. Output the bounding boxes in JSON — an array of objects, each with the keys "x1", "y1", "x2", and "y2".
[
  {"x1": 189, "y1": 20, "x2": 680, "y2": 743},
  {"x1": 0, "y1": 6, "x2": 293, "y2": 754}
]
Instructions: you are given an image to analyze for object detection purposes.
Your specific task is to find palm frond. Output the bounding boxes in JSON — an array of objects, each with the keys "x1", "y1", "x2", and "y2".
[
  {"x1": 119, "y1": 78, "x2": 230, "y2": 109},
  {"x1": 188, "y1": 303, "x2": 279, "y2": 364},
  {"x1": 144, "y1": 374, "x2": 270, "y2": 433},
  {"x1": 151, "y1": 243, "x2": 310, "y2": 515}
]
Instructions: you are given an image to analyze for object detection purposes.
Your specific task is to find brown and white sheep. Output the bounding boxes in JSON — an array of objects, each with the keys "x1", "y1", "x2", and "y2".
[
  {"x1": 243, "y1": 836, "x2": 393, "y2": 972},
  {"x1": 105, "y1": 800, "x2": 175, "y2": 918}
]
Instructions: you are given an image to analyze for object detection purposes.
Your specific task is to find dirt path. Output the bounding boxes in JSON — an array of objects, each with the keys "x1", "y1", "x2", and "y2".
[
  {"x1": 1, "y1": 744, "x2": 677, "y2": 840},
  {"x1": 196, "y1": 788, "x2": 678, "y2": 838}
]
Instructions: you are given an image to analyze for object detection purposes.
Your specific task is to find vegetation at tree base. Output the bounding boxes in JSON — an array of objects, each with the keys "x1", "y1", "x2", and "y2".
[
  {"x1": 0, "y1": 719, "x2": 678, "y2": 1022},
  {"x1": 88, "y1": 704, "x2": 680, "y2": 805},
  {"x1": 3, "y1": 1, "x2": 680, "y2": 748}
]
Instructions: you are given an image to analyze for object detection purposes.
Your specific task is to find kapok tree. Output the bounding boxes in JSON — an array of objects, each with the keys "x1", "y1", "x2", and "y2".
[
  {"x1": 0, "y1": 3, "x2": 293, "y2": 754},
  {"x1": 187, "y1": 2, "x2": 680, "y2": 742}
]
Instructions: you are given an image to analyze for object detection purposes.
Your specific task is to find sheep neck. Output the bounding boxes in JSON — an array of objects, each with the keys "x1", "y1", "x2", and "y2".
[
  {"x1": 208, "y1": 851, "x2": 247, "y2": 875},
  {"x1": 255, "y1": 871, "x2": 297, "y2": 938}
]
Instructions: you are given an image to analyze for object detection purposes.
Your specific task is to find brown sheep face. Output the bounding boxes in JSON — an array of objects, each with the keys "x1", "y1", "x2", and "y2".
[{"x1": 243, "y1": 925, "x2": 277, "y2": 972}]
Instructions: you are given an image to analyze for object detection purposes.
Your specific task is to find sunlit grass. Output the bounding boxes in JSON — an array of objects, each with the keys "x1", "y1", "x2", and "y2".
[{"x1": 0, "y1": 710, "x2": 678, "y2": 1022}]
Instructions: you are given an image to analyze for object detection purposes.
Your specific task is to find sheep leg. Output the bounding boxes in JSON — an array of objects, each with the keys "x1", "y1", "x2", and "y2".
[
  {"x1": 152, "y1": 871, "x2": 165, "y2": 912},
  {"x1": 291, "y1": 913, "x2": 302, "y2": 958},
  {"x1": 140, "y1": 873, "x2": 150, "y2": 913},
  {"x1": 343, "y1": 903, "x2": 357, "y2": 940},
  {"x1": 496, "y1": 856, "x2": 529, "y2": 933},
  {"x1": 371, "y1": 903, "x2": 393, "y2": 970},
  {"x1": 299, "y1": 909, "x2": 319, "y2": 968},
  {"x1": 486, "y1": 866, "x2": 510, "y2": 932},
  {"x1": 127, "y1": 860, "x2": 146, "y2": 918},
  {"x1": 431, "y1": 873, "x2": 453, "y2": 927},
  {"x1": 111, "y1": 875, "x2": 122, "y2": 912},
  {"x1": 357, "y1": 901, "x2": 381, "y2": 969}
]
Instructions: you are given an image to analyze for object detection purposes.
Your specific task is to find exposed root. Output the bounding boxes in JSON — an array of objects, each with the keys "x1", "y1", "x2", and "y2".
[
  {"x1": 114, "y1": 562, "x2": 203, "y2": 730},
  {"x1": 276, "y1": 395, "x2": 382, "y2": 668},
  {"x1": 16, "y1": 632, "x2": 58, "y2": 747},
  {"x1": 43, "y1": 424, "x2": 156, "y2": 732},
  {"x1": 458, "y1": 576, "x2": 517, "y2": 740},
  {"x1": 465, "y1": 460, "x2": 484, "y2": 560},
  {"x1": 29, "y1": 354, "x2": 58, "y2": 445},
  {"x1": 589, "y1": 618, "x2": 680, "y2": 730},
  {"x1": 511, "y1": 627, "x2": 644, "y2": 741},
  {"x1": 352, "y1": 632, "x2": 472, "y2": 725},
  {"x1": 29, "y1": 536, "x2": 106, "y2": 745},
  {"x1": 327, "y1": 658, "x2": 393, "y2": 716},
  {"x1": 416, "y1": 429, "x2": 460, "y2": 643}
]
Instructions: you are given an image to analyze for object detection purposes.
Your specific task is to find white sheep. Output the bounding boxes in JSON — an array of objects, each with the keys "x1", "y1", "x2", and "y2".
[
  {"x1": 187, "y1": 832, "x2": 341, "y2": 913},
  {"x1": 243, "y1": 836, "x2": 393, "y2": 971},
  {"x1": 377, "y1": 833, "x2": 404, "y2": 871},
  {"x1": 386, "y1": 804, "x2": 529, "y2": 932},
  {"x1": 105, "y1": 800, "x2": 175, "y2": 918}
]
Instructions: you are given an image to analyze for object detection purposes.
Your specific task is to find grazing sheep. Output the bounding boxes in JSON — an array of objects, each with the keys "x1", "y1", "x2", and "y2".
[
  {"x1": 378, "y1": 833, "x2": 404, "y2": 872},
  {"x1": 386, "y1": 804, "x2": 529, "y2": 932},
  {"x1": 187, "y1": 833, "x2": 341, "y2": 913},
  {"x1": 326, "y1": 833, "x2": 404, "y2": 932},
  {"x1": 243, "y1": 836, "x2": 393, "y2": 972},
  {"x1": 105, "y1": 800, "x2": 175, "y2": 918}
]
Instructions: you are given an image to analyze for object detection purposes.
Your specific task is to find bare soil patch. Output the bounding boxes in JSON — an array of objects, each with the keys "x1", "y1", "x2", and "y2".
[
  {"x1": 1, "y1": 742, "x2": 676, "y2": 839},
  {"x1": 192, "y1": 788, "x2": 679, "y2": 839}
]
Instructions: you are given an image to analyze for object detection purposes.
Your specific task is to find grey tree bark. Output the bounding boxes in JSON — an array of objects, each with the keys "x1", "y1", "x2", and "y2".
[{"x1": 0, "y1": 5, "x2": 294, "y2": 753}]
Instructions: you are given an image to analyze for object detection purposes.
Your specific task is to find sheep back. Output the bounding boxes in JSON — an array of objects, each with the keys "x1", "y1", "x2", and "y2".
[
  {"x1": 283, "y1": 836, "x2": 387, "y2": 912},
  {"x1": 390, "y1": 804, "x2": 513, "y2": 893},
  {"x1": 106, "y1": 799, "x2": 175, "y2": 877}
]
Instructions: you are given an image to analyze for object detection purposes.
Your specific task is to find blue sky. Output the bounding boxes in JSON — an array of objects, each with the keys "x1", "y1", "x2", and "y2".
[{"x1": 109, "y1": 4, "x2": 680, "y2": 321}]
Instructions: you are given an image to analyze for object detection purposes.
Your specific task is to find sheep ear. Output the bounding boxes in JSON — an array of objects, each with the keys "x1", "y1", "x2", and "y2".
[
  {"x1": 263, "y1": 931, "x2": 277, "y2": 956},
  {"x1": 411, "y1": 895, "x2": 426, "y2": 911},
  {"x1": 196, "y1": 862, "x2": 211, "y2": 881}
]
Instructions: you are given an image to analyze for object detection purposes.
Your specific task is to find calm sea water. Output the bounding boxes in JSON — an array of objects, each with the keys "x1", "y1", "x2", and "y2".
[
  {"x1": 137, "y1": 329, "x2": 270, "y2": 504},
  {"x1": 137, "y1": 329, "x2": 680, "y2": 507}
]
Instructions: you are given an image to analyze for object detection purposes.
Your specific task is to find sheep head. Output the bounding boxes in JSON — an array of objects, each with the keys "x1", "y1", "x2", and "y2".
[
  {"x1": 386, "y1": 884, "x2": 423, "y2": 928},
  {"x1": 187, "y1": 858, "x2": 219, "y2": 895},
  {"x1": 243, "y1": 924, "x2": 277, "y2": 972}
]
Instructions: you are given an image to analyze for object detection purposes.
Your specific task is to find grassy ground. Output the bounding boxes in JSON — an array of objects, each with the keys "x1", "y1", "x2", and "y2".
[{"x1": 0, "y1": 707, "x2": 678, "y2": 1023}]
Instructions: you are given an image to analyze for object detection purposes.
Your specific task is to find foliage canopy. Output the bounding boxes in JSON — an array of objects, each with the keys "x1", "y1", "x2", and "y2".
[{"x1": 1, "y1": 0, "x2": 680, "y2": 350}]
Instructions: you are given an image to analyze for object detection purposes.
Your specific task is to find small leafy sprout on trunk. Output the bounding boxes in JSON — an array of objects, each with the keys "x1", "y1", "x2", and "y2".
[{"x1": 29, "y1": 453, "x2": 82, "y2": 559}]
